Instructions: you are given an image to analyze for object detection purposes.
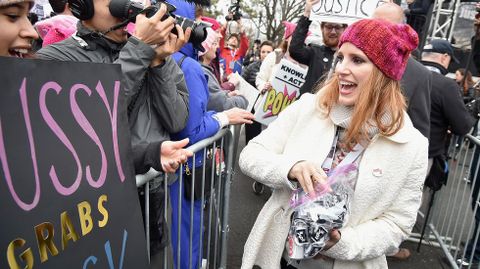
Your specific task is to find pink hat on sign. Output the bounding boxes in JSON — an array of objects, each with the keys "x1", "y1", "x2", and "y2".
[{"x1": 282, "y1": 21, "x2": 297, "y2": 39}]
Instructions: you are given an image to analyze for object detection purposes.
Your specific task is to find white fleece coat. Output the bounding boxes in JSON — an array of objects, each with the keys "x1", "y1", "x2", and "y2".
[{"x1": 239, "y1": 94, "x2": 428, "y2": 269}]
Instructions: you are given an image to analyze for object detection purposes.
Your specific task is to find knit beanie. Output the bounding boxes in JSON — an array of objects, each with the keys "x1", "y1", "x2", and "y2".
[
  {"x1": 0, "y1": 0, "x2": 34, "y2": 7},
  {"x1": 198, "y1": 27, "x2": 220, "y2": 57},
  {"x1": 201, "y1": 16, "x2": 221, "y2": 31},
  {"x1": 339, "y1": 19, "x2": 418, "y2": 81},
  {"x1": 35, "y1": 15, "x2": 78, "y2": 47}
]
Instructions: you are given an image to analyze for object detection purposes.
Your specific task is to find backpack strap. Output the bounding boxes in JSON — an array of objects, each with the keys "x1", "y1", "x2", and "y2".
[{"x1": 178, "y1": 54, "x2": 188, "y2": 68}]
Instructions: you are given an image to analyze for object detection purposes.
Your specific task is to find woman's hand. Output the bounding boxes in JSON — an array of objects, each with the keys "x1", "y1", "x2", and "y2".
[
  {"x1": 323, "y1": 229, "x2": 341, "y2": 251},
  {"x1": 223, "y1": 107, "x2": 255, "y2": 125},
  {"x1": 261, "y1": 82, "x2": 272, "y2": 94},
  {"x1": 287, "y1": 161, "x2": 328, "y2": 196},
  {"x1": 304, "y1": 0, "x2": 320, "y2": 17},
  {"x1": 228, "y1": 90, "x2": 241, "y2": 97},
  {"x1": 313, "y1": 229, "x2": 341, "y2": 260}
]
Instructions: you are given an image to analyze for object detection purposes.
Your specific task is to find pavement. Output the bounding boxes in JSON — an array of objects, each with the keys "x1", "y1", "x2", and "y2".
[{"x1": 226, "y1": 131, "x2": 453, "y2": 269}]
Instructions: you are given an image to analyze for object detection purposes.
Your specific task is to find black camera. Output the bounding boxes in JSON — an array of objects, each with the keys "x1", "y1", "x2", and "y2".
[
  {"x1": 109, "y1": 0, "x2": 208, "y2": 51},
  {"x1": 225, "y1": 0, "x2": 241, "y2": 21}
]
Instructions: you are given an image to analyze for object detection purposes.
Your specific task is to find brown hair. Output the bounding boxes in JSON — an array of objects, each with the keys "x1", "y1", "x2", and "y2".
[
  {"x1": 260, "y1": 40, "x2": 273, "y2": 50},
  {"x1": 316, "y1": 66, "x2": 406, "y2": 149},
  {"x1": 279, "y1": 39, "x2": 288, "y2": 53},
  {"x1": 457, "y1": 68, "x2": 475, "y2": 94}
]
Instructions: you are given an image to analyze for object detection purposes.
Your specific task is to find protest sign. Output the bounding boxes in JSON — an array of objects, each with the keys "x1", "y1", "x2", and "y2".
[
  {"x1": 310, "y1": 0, "x2": 387, "y2": 25},
  {"x1": 451, "y1": 2, "x2": 478, "y2": 48},
  {"x1": 230, "y1": 72, "x2": 260, "y2": 113},
  {"x1": 0, "y1": 58, "x2": 149, "y2": 268},
  {"x1": 254, "y1": 59, "x2": 306, "y2": 125}
]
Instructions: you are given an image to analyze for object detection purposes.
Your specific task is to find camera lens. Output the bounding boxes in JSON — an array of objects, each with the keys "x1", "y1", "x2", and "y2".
[{"x1": 109, "y1": 0, "x2": 146, "y2": 21}]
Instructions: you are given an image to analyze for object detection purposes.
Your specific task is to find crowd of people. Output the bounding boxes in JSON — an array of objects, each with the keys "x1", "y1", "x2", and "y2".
[{"x1": 2, "y1": 0, "x2": 480, "y2": 268}]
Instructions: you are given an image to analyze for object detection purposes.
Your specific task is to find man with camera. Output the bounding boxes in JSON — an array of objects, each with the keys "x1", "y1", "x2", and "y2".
[
  {"x1": 289, "y1": 0, "x2": 346, "y2": 96},
  {"x1": 37, "y1": 0, "x2": 193, "y2": 265},
  {"x1": 219, "y1": 4, "x2": 249, "y2": 78}
]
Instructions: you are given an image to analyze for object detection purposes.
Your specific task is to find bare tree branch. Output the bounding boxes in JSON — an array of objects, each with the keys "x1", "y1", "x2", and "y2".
[{"x1": 241, "y1": 0, "x2": 304, "y2": 42}]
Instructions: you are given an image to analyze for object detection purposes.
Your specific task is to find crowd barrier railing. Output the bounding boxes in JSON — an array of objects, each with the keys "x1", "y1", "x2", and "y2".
[
  {"x1": 136, "y1": 126, "x2": 238, "y2": 269},
  {"x1": 414, "y1": 134, "x2": 480, "y2": 268}
]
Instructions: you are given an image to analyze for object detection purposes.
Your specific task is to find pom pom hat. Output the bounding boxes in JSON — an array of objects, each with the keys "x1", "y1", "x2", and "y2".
[
  {"x1": 282, "y1": 21, "x2": 297, "y2": 39},
  {"x1": 339, "y1": 19, "x2": 419, "y2": 81}
]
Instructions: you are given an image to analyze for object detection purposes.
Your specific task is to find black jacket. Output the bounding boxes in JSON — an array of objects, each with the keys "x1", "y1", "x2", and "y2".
[
  {"x1": 289, "y1": 15, "x2": 335, "y2": 96},
  {"x1": 401, "y1": 57, "x2": 432, "y2": 138},
  {"x1": 242, "y1": 60, "x2": 261, "y2": 87},
  {"x1": 37, "y1": 23, "x2": 190, "y2": 174},
  {"x1": 421, "y1": 61, "x2": 475, "y2": 158}
]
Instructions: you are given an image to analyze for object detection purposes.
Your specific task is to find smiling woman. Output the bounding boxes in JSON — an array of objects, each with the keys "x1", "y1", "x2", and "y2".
[
  {"x1": 239, "y1": 18, "x2": 429, "y2": 269},
  {"x1": 0, "y1": 0, "x2": 38, "y2": 57}
]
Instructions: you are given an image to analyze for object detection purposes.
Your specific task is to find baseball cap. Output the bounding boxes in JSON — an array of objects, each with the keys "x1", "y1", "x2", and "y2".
[{"x1": 423, "y1": 39, "x2": 459, "y2": 63}]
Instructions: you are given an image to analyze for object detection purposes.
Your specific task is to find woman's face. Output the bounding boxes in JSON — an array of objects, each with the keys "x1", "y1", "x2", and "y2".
[
  {"x1": 259, "y1": 44, "x2": 273, "y2": 61},
  {"x1": 335, "y1": 42, "x2": 374, "y2": 106},
  {"x1": 0, "y1": 2, "x2": 38, "y2": 57},
  {"x1": 205, "y1": 38, "x2": 219, "y2": 62},
  {"x1": 455, "y1": 71, "x2": 463, "y2": 83}
]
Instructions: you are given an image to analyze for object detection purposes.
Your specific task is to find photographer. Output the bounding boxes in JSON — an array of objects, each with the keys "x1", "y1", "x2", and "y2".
[
  {"x1": 36, "y1": 0, "x2": 193, "y2": 265},
  {"x1": 219, "y1": 7, "x2": 249, "y2": 78}
]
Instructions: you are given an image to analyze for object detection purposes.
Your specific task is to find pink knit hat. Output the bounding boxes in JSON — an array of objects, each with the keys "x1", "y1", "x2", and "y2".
[
  {"x1": 201, "y1": 16, "x2": 221, "y2": 31},
  {"x1": 339, "y1": 19, "x2": 418, "y2": 81},
  {"x1": 35, "y1": 15, "x2": 78, "y2": 47},
  {"x1": 198, "y1": 27, "x2": 220, "y2": 57},
  {"x1": 283, "y1": 21, "x2": 297, "y2": 39}
]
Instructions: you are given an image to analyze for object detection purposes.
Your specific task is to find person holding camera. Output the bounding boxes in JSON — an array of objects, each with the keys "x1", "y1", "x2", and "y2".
[
  {"x1": 289, "y1": 0, "x2": 347, "y2": 97},
  {"x1": 219, "y1": 13, "x2": 249, "y2": 78},
  {"x1": 36, "y1": 0, "x2": 193, "y2": 265}
]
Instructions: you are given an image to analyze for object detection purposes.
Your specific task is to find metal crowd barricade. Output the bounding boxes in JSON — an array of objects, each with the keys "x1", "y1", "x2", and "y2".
[
  {"x1": 135, "y1": 126, "x2": 238, "y2": 269},
  {"x1": 413, "y1": 134, "x2": 480, "y2": 268}
]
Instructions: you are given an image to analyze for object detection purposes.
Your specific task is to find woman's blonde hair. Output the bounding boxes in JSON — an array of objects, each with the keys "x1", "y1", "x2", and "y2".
[{"x1": 316, "y1": 66, "x2": 406, "y2": 149}]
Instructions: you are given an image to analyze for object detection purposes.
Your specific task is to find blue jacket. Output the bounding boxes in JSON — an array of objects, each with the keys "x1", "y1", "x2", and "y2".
[{"x1": 170, "y1": 0, "x2": 219, "y2": 168}]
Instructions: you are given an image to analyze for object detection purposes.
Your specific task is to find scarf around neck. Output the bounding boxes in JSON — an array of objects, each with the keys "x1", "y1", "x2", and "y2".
[{"x1": 329, "y1": 104, "x2": 393, "y2": 139}]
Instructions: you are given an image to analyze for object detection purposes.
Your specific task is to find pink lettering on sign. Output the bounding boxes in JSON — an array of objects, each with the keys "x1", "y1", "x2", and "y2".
[
  {"x1": 0, "y1": 78, "x2": 41, "y2": 211},
  {"x1": 40, "y1": 81, "x2": 83, "y2": 196},
  {"x1": 0, "y1": 78, "x2": 126, "y2": 211},
  {"x1": 70, "y1": 84, "x2": 107, "y2": 188},
  {"x1": 95, "y1": 81, "x2": 125, "y2": 182}
]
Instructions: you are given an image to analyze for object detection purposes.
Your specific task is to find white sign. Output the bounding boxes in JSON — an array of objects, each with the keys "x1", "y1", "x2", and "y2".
[
  {"x1": 310, "y1": 0, "x2": 388, "y2": 25},
  {"x1": 229, "y1": 72, "x2": 260, "y2": 113},
  {"x1": 254, "y1": 59, "x2": 306, "y2": 125}
]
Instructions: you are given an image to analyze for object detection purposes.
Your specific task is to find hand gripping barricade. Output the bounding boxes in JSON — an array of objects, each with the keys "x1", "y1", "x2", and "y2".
[
  {"x1": 135, "y1": 126, "x2": 239, "y2": 269},
  {"x1": 412, "y1": 134, "x2": 480, "y2": 268}
]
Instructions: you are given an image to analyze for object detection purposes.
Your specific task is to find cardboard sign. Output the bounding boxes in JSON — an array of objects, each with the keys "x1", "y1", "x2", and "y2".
[
  {"x1": 310, "y1": 0, "x2": 387, "y2": 25},
  {"x1": 229, "y1": 72, "x2": 260, "y2": 113},
  {"x1": 452, "y1": 2, "x2": 478, "y2": 48},
  {"x1": 254, "y1": 59, "x2": 306, "y2": 125},
  {"x1": 0, "y1": 57, "x2": 149, "y2": 268}
]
